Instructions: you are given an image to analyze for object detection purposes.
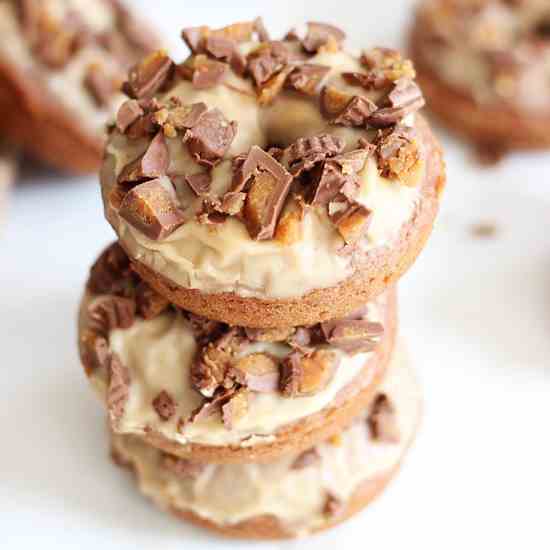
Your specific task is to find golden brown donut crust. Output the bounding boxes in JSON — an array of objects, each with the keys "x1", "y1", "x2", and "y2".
[
  {"x1": 410, "y1": 26, "x2": 550, "y2": 152},
  {"x1": 111, "y1": 288, "x2": 397, "y2": 464},
  {"x1": 0, "y1": 61, "x2": 103, "y2": 174},
  {"x1": 129, "y1": 115, "x2": 445, "y2": 328}
]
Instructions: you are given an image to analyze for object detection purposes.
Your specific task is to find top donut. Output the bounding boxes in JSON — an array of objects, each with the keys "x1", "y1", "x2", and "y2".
[
  {"x1": 0, "y1": 0, "x2": 159, "y2": 173},
  {"x1": 100, "y1": 20, "x2": 445, "y2": 328}
]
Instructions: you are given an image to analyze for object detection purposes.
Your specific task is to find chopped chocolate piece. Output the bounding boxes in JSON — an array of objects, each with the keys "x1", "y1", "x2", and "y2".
[
  {"x1": 248, "y1": 54, "x2": 280, "y2": 87},
  {"x1": 123, "y1": 50, "x2": 174, "y2": 99},
  {"x1": 274, "y1": 207, "x2": 303, "y2": 245},
  {"x1": 330, "y1": 200, "x2": 372, "y2": 244},
  {"x1": 204, "y1": 35, "x2": 235, "y2": 61},
  {"x1": 116, "y1": 100, "x2": 144, "y2": 133},
  {"x1": 152, "y1": 390, "x2": 176, "y2": 421},
  {"x1": 107, "y1": 355, "x2": 130, "y2": 425},
  {"x1": 188, "y1": 386, "x2": 236, "y2": 423},
  {"x1": 185, "y1": 109, "x2": 237, "y2": 167},
  {"x1": 286, "y1": 64, "x2": 330, "y2": 95},
  {"x1": 181, "y1": 26, "x2": 209, "y2": 53},
  {"x1": 368, "y1": 80, "x2": 425, "y2": 128},
  {"x1": 221, "y1": 388, "x2": 249, "y2": 429},
  {"x1": 257, "y1": 66, "x2": 293, "y2": 105},
  {"x1": 230, "y1": 50, "x2": 248, "y2": 76},
  {"x1": 80, "y1": 329, "x2": 109, "y2": 375},
  {"x1": 184, "y1": 172, "x2": 212, "y2": 196},
  {"x1": 302, "y1": 22, "x2": 346, "y2": 53},
  {"x1": 243, "y1": 168, "x2": 293, "y2": 240},
  {"x1": 117, "y1": 131, "x2": 170, "y2": 184},
  {"x1": 88, "y1": 295, "x2": 136, "y2": 335},
  {"x1": 321, "y1": 319, "x2": 384, "y2": 354},
  {"x1": 231, "y1": 353, "x2": 280, "y2": 393},
  {"x1": 191, "y1": 329, "x2": 247, "y2": 397},
  {"x1": 244, "y1": 327, "x2": 294, "y2": 342},
  {"x1": 125, "y1": 111, "x2": 157, "y2": 140},
  {"x1": 162, "y1": 455, "x2": 206, "y2": 480},
  {"x1": 286, "y1": 133, "x2": 345, "y2": 176},
  {"x1": 320, "y1": 86, "x2": 353, "y2": 118},
  {"x1": 368, "y1": 394, "x2": 400, "y2": 443},
  {"x1": 332, "y1": 95, "x2": 377, "y2": 127},
  {"x1": 323, "y1": 493, "x2": 344, "y2": 518},
  {"x1": 187, "y1": 55, "x2": 227, "y2": 89},
  {"x1": 291, "y1": 448, "x2": 321, "y2": 469},
  {"x1": 388, "y1": 78, "x2": 423, "y2": 109},
  {"x1": 233, "y1": 145, "x2": 291, "y2": 192},
  {"x1": 157, "y1": 102, "x2": 208, "y2": 134},
  {"x1": 376, "y1": 126, "x2": 422, "y2": 185},
  {"x1": 88, "y1": 242, "x2": 133, "y2": 295},
  {"x1": 181, "y1": 21, "x2": 258, "y2": 54},
  {"x1": 119, "y1": 178, "x2": 185, "y2": 240},
  {"x1": 309, "y1": 150, "x2": 368, "y2": 206},
  {"x1": 135, "y1": 281, "x2": 170, "y2": 320},
  {"x1": 280, "y1": 350, "x2": 340, "y2": 397},
  {"x1": 84, "y1": 64, "x2": 116, "y2": 107}
]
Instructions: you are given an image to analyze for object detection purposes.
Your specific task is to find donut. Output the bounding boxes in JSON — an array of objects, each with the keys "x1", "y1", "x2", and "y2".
[
  {"x1": 110, "y1": 344, "x2": 421, "y2": 539},
  {"x1": 410, "y1": 0, "x2": 550, "y2": 155},
  {"x1": 100, "y1": 20, "x2": 445, "y2": 327},
  {"x1": 79, "y1": 242, "x2": 397, "y2": 463},
  {"x1": 0, "y1": 0, "x2": 160, "y2": 174}
]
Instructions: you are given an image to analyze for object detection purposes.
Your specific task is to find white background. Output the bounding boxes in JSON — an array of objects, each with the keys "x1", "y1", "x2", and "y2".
[{"x1": 2, "y1": 1, "x2": 550, "y2": 548}]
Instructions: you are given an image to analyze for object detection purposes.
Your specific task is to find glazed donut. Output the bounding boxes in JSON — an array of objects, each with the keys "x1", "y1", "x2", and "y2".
[
  {"x1": 0, "y1": 0, "x2": 160, "y2": 174},
  {"x1": 110, "y1": 343, "x2": 420, "y2": 539},
  {"x1": 79, "y1": 242, "x2": 396, "y2": 464},
  {"x1": 100, "y1": 20, "x2": 445, "y2": 327},
  {"x1": 411, "y1": 0, "x2": 550, "y2": 155}
]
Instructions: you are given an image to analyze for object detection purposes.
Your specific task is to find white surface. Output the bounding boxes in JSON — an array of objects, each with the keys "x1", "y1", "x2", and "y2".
[{"x1": 2, "y1": 1, "x2": 550, "y2": 548}]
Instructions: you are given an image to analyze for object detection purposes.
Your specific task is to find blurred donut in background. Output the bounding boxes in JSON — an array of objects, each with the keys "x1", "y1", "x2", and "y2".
[
  {"x1": 410, "y1": 0, "x2": 550, "y2": 159},
  {"x1": 0, "y1": 0, "x2": 160, "y2": 174}
]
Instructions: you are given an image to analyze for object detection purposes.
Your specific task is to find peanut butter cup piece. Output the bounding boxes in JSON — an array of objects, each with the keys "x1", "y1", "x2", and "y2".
[
  {"x1": 119, "y1": 178, "x2": 185, "y2": 240},
  {"x1": 302, "y1": 22, "x2": 346, "y2": 53},
  {"x1": 321, "y1": 319, "x2": 384, "y2": 354},
  {"x1": 286, "y1": 133, "x2": 344, "y2": 176},
  {"x1": 286, "y1": 64, "x2": 330, "y2": 95},
  {"x1": 280, "y1": 350, "x2": 339, "y2": 397},
  {"x1": 88, "y1": 295, "x2": 136, "y2": 335},
  {"x1": 221, "y1": 388, "x2": 249, "y2": 429},
  {"x1": 123, "y1": 50, "x2": 174, "y2": 99},
  {"x1": 330, "y1": 200, "x2": 372, "y2": 245},
  {"x1": 116, "y1": 100, "x2": 144, "y2": 133},
  {"x1": 80, "y1": 329, "x2": 109, "y2": 375},
  {"x1": 231, "y1": 353, "x2": 280, "y2": 393},
  {"x1": 88, "y1": 242, "x2": 133, "y2": 296},
  {"x1": 152, "y1": 390, "x2": 176, "y2": 421}
]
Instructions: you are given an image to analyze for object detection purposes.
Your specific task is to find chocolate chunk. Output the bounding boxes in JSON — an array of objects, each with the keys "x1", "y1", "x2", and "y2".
[
  {"x1": 84, "y1": 64, "x2": 116, "y2": 107},
  {"x1": 244, "y1": 169, "x2": 293, "y2": 240},
  {"x1": 88, "y1": 242, "x2": 133, "y2": 295},
  {"x1": 329, "y1": 200, "x2": 372, "y2": 245},
  {"x1": 302, "y1": 22, "x2": 346, "y2": 53},
  {"x1": 119, "y1": 178, "x2": 185, "y2": 240},
  {"x1": 376, "y1": 126, "x2": 422, "y2": 185},
  {"x1": 221, "y1": 388, "x2": 249, "y2": 429},
  {"x1": 204, "y1": 36, "x2": 235, "y2": 61},
  {"x1": 185, "y1": 109, "x2": 237, "y2": 167},
  {"x1": 156, "y1": 102, "x2": 208, "y2": 135},
  {"x1": 191, "y1": 329, "x2": 247, "y2": 397},
  {"x1": 181, "y1": 21, "x2": 259, "y2": 54},
  {"x1": 368, "y1": 394, "x2": 400, "y2": 442},
  {"x1": 280, "y1": 350, "x2": 339, "y2": 397},
  {"x1": 291, "y1": 448, "x2": 321, "y2": 470},
  {"x1": 321, "y1": 319, "x2": 384, "y2": 354},
  {"x1": 186, "y1": 312, "x2": 225, "y2": 345},
  {"x1": 118, "y1": 131, "x2": 170, "y2": 184},
  {"x1": 220, "y1": 191, "x2": 246, "y2": 215},
  {"x1": 181, "y1": 26, "x2": 209, "y2": 53},
  {"x1": 286, "y1": 133, "x2": 344, "y2": 176},
  {"x1": 116, "y1": 100, "x2": 144, "y2": 133},
  {"x1": 152, "y1": 390, "x2": 176, "y2": 421},
  {"x1": 135, "y1": 281, "x2": 170, "y2": 320},
  {"x1": 247, "y1": 41, "x2": 291, "y2": 86},
  {"x1": 185, "y1": 55, "x2": 227, "y2": 89},
  {"x1": 332, "y1": 96, "x2": 377, "y2": 127},
  {"x1": 162, "y1": 455, "x2": 206, "y2": 480},
  {"x1": 286, "y1": 64, "x2": 330, "y2": 95},
  {"x1": 107, "y1": 355, "x2": 130, "y2": 425},
  {"x1": 341, "y1": 70, "x2": 392, "y2": 91},
  {"x1": 184, "y1": 172, "x2": 212, "y2": 196},
  {"x1": 323, "y1": 493, "x2": 344, "y2": 518},
  {"x1": 123, "y1": 50, "x2": 174, "y2": 99},
  {"x1": 309, "y1": 150, "x2": 368, "y2": 206},
  {"x1": 320, "y1": 86, "x2": 353, "y2": 119},
  {"x1": 80, "y1": 329, "x2": 109, "y2": 375},
  {"x1": 188, "y1": 387, "x2": 236, "y2": 424},
  {"x1": 257, "y1": 66, "x2": 293, "y2": 105},
  {"x1": 231, "y1": 353, "x2": 280, "y2": 393},
  {"x1": 88, "y1": 295, "x2": 136, "y2": 335},
  {"x1": 369, "y1": 79, "x2": 425, "y2": 128}
]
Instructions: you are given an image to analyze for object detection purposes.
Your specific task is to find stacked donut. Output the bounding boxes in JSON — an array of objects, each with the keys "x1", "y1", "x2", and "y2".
[{"x1": 78, "y1": 19, "x2": 445, "y2": 539}]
